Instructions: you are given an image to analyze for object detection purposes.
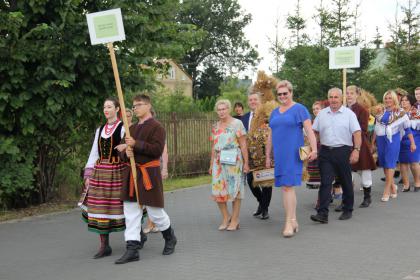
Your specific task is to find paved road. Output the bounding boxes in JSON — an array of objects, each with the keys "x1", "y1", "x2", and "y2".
[{"x1": 1, "y1": 170, "x2": 420, "y2": 280}]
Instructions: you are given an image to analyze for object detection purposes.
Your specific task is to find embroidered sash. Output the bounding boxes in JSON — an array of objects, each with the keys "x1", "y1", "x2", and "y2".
[{"x1": 375, "y1": 110, "x2": 410, "y2": 142}]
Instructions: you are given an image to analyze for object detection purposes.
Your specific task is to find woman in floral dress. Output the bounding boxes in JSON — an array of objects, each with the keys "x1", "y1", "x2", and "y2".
[{"x1": 209, "y1": 99, "x2": 249, "y2": 231}]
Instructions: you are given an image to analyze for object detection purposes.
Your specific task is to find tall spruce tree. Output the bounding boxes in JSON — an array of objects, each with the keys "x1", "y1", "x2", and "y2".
[{"x1": 286, "y1": 0, "x2": 308, "y2": 47}]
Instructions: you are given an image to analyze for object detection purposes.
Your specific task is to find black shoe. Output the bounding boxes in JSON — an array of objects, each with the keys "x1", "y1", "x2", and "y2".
[
  {"x1": 414, "y1": 187, "x2": 420, "y2": 192},
  {"x1": 310, "y1": 214, "x2": 328, "y2": 224},
  {"x1": 260, "y1": 210, "x2": 269, "y2": 220},
  {"x1": 93, "y1": 245, "x2": 112, "y2": 259},
  {"x1": 161, "y1": 226, "x2": 177, "y2": 255},
  {"x1": 359, "y1": 187, "x2": 372, "y2": 208},
  {"x1": 334, "y1": 204, "x2": 343, "y2": 212},
  {"x1": 306, "y1": 183, "x2": 319, "y2": 189},
  {"x1": 138, "y1": 230, "x2": 147, "y2": 250},
  {"x1": 114, "y1": 241, "x2": 140, "y2": 264},
  {"x1": 359, "y1": 197, "x2": 372, "y2": 208},
  {"x1": 339, "y1": 211, "x2": 352, "y2": 220},
  {"x1": 253, "y1": 205, "x2": 262, "y2": 217}
]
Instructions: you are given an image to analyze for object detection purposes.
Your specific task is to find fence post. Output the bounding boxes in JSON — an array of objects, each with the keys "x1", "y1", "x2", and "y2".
[{"x1": 171, "y1": 112, "x2": 178, "y2": 174}]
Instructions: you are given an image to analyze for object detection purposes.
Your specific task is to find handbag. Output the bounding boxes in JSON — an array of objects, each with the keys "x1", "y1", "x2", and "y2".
[
  {"x1": 253, "y1": 168, "x2": 275, "y2": 182},
  {"x1": 220, "y1": 149, "x2": 238, "y2": 165},
  {"x1": 299, "y1": 145, "x2": 311, "y2": 161}
]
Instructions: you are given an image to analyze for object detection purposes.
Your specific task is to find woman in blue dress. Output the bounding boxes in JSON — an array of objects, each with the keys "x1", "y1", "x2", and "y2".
[
  {"x1": 399, "y1": 94, "x2": 420, "y2": 192},
  {"x1": 265, "y1": 80, "x2": 317, "y2": 238},
  {"x1": 373, "y1": 90, "x2": 415, "y2": 202}
]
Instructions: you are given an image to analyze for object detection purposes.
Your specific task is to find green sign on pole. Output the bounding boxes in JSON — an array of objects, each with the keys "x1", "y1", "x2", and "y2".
[
  {"x1": 86, "y1": 8, "x2": 125, "y2": 45},
  {"x1": 329, "y1": 46, "x2": 360, "y2": 69},
  {"x1": 93, "y1": 14, "x2": 119, "y2": 38}
]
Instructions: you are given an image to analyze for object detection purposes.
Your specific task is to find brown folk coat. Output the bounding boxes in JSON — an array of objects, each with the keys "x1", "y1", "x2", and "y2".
[
  {"x1": 120, "y1": 118, "x2": 166, "y2": 208},
  {"x1": 350, "y1": 102, "x2": 376, "y2": 171}
]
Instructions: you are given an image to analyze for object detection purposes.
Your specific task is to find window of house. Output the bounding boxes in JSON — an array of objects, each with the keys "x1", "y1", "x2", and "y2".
[{"x1": 168, "y1": 67, "x2": 175, "y2": 79}]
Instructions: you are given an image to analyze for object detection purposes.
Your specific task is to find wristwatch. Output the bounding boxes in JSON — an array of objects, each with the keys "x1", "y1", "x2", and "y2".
[{"x1": 353, "y1": 147, "x2": 361, "y2": 151}]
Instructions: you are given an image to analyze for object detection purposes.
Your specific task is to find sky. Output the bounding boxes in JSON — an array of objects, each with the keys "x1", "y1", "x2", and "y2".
[{"x1": 238, "y1": 0, "x2": 406, "y2": 79}]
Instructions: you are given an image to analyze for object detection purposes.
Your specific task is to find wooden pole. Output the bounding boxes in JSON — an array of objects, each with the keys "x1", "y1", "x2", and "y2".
[
  {"x1": 342, "y1": 68, "x2": 347, "y2": 106},
  {"x1": 107, "y1": 42, "x2": 141, "y2": 208}
]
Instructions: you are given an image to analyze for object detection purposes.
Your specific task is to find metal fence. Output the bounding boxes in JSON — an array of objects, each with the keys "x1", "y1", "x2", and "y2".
[{"x1": 157, "y1": 111, "x2": 218, "y2": 177}]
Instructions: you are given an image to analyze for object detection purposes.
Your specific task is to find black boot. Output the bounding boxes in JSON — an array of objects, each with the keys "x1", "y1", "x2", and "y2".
[
  {"x1": 139, "y1": 229, "x2": 147, "y2": 250},
  {"x1": 359, "y1": 187, "x2": 372, "y2": 208},
  {"x1": 253, "y1": 205, "x2": 262, "y2": 217},
  {"x1": 161, "y1": 226, "x2": 177, "y2": 255},
  {"x1": 114, "y1": 241, "x2": 140, "y2": 264},
  {"x1": 93, "y1": 234, "x2": 112, "y2": 259}
]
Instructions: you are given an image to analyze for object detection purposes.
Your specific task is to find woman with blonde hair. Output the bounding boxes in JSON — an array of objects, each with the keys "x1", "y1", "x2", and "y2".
[
  {"x1": 209, "y1": 99, "x2": 249, "y2": 231},
  {"x1": 373, "y1": 90, "x2": 415, "y2": 201},
  {"x1": 266, "y1": 80, "x2": 317, "y2": 237}
]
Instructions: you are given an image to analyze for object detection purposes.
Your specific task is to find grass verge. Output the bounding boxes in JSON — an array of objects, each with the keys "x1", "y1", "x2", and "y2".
[
  {"x1": 0, "y1": 175, "x2": 211, "y2": 223},
  {"x1": 164, "y1": 175, "x2": 211, "y2": 192}
]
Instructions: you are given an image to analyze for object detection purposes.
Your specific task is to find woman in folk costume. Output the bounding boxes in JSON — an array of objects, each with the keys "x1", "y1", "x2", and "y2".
[
  {"x1": 345, "y1": 86, "x2": 377, "y2": 208},
  {"x1": 373, "y1": 90, "x2": 415, "y2": 202},
  {"x1": 80, "y1": 97, "x2": 126, "y2": 259},
  {"x1": 399, "y1": 94, "x2": 420, "y2": 192},
  {"x1": 306, "y1": 101, "x2": 325, "y2": 189},
  {"x1": 247, "y1": 71, "x2": 278, "y2": 219}
]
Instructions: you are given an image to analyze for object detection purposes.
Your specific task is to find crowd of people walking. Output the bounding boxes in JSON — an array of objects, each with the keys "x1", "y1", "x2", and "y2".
[
  {"x1": 79, "y1": 70, "x2": 420, "y2": 265},
  {"x1": 208, "y1": 70, "x2": 420, "y2": 237}
]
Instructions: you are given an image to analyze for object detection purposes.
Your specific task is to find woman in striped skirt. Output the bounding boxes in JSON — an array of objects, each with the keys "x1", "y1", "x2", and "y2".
[
  {"x1": 306, "y1": 101, "x2": 324, "y2": 189},
  {"x1": 80, "y1": 97, "x2": 126, "y2": 258}
]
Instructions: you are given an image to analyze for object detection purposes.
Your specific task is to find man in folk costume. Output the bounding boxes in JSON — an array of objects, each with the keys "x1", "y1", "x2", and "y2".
[
  {"x1": 115, "y1": 94, "x2": 177, "y2": 264},
  {"x1": 345, "y1": 86, "x2": 377, "y2": 208},
  {"x1": 243, "y1": 71, "x2": 278, "y2": 219}
]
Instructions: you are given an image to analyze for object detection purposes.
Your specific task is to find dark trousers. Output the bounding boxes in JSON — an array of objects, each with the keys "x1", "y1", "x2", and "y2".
[
  {"x1": 318, "y1": 146, "x2": 354, "y2": 216},
  {"x1": 247, "y1": 173, "x2": 272, "y2": 211}
]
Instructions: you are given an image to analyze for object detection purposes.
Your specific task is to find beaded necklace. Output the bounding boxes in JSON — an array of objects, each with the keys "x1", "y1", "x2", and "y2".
[{"x1": 104, "y1": 119, "x2": 119, "y2": 135}]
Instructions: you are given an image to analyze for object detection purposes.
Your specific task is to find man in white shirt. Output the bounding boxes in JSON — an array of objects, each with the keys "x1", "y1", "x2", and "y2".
[{"x1": 310, "y1": 88, "x2": 362, "y2": 223}]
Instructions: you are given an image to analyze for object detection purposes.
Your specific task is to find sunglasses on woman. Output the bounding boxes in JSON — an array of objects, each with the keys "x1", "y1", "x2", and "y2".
[{"x1": 277, "y1": 91, "x2": 289, "y2": 96}]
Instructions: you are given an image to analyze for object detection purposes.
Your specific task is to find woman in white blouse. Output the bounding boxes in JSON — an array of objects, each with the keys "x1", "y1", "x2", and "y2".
[{"x1": 79, "y1": 97, "x2": 126, "y2": 259}]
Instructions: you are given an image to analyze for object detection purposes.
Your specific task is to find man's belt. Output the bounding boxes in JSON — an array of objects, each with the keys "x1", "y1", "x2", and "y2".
[{"x1": 321, "y1": 145, "x2": 350, "y2": 150}]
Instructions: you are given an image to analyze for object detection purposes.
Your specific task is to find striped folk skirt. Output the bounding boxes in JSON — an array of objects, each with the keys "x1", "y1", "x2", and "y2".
[
  {"x1": 81, "y1": 161, "x2": 125, "y2": 234},
  {"x1": 307, "y1": 159, "x2": 321, "y2": 185}
]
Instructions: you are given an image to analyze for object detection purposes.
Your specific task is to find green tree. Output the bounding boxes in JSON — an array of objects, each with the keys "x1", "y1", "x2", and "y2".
[
  {"x1": 401, "y1": 0, "x2": 419, "y2": 49},
  {"x1": 277, "y1": 45, "x2": 376, "y2": 107},
  {"x1": 0, "y1": 0, "x2": 196, "y2": 208},
  {"x1": 268, "y1": 17, "x2": 286, "y2": 73},
  {"x1": 286, "y1": 0, "x2": 308, "y2": 47},
  {"x1": 325, "y1": 0, "x2": 354, "y2": 46},
  {"x1": 372, "y1": 26, "x2": 383, "y2": 49},
  {"x1": 218, "y1": 77, "x2": 249, "y2": 109},
  {"x1": 177, "y1": 0, "x2": 259, "y2": 98},
  {"x1": 382, "y1": 0, "x2": 420, "y2": 92},
  {"x1": 195, "y1": 64, "x2": 224, "y2": 99},
  {"x1": 313, "y1": 0, "x2": 332, "y2": 47}
]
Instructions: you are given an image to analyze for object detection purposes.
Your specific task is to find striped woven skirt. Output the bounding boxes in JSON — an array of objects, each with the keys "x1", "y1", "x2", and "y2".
[
  {"x1": 307, "y1": 159, "x2": 321, "y2": 185},
  {"x1": 81, "y1": 161, "x2": 125, "y2": 234}
]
